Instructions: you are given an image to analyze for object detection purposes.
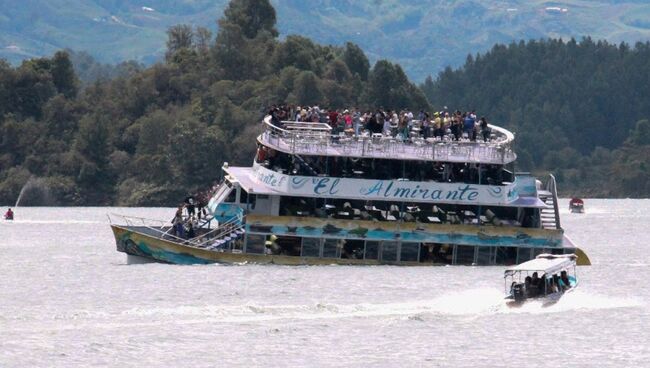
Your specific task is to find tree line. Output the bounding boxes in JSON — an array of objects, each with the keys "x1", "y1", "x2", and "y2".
[
  {"x1": 0, "y1": 0, "x2": 427, "y2": 206},
  {"x1": 1, "y1": 1, "x2": 648, "y2": 206},
  {"x1": 421, "y1": 38, "x2": 650, "y2": 197}
]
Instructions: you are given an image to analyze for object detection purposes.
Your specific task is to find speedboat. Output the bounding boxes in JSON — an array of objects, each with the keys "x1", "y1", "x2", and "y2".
[
  {"x1": 504, "y1": 254, "x2": 578, "y2": 307},
  {"x1": 569, "y1": 198, "x2": 584, "y2": 213}
]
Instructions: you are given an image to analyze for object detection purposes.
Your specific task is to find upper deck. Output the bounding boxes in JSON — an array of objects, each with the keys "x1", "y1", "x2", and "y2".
[{"x1": 259, "y1": 116, "x2": 517, "y2": 165}]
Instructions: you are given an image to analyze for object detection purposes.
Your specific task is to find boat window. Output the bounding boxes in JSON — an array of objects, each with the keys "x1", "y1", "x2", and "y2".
[
  {"x1": 476, "y1": 246, "x2": 495, "y2": 265},
  {"x1": 516, "y1": 248, "x2": 533, "y2": 263},
  {"x1": 382, "y1": 241, "x2": 398, "y2": 262},
  {"x1": 495, "y1": 246, "x2": 516, "y2": 265},
  {"x1": 240, "y1": 190, "x2": 256, "y2": 209},
  {"x1": 400, "y1": 242, "x2": 419, "y2": 262},
  {"x1": 301, "y1": 238, "x2": 320, "y2": 257},
  {"x1": 322, "y1": 239, "x2": 340, "y2": 258},
  {"x1": 341, "y1": 240, "x2": 364, "y2": 259},
  {"x1": 418, "y1": 243, "x2": 452, "y2": 264},
  {"x1": 364, "y1": 241, "x2": 379, "y2": 260},
  {"x1": 245, "y1": 234, "x2": 265, "y2": 254},
  {"x1": 225, "y1": 188, "x2": 237, "y2": 203},
  {"x1": 455, "y1": 245, "x2": 476, "y2": 265}
]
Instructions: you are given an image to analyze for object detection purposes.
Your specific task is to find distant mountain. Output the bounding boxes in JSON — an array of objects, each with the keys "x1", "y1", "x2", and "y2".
[{"x1": 2, "y1": 0, "x2": 650, "y2": 80}]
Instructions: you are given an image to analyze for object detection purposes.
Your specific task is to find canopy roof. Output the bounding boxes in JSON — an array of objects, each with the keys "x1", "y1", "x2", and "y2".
[{"x1": 504, "y1": 254, "x2": 576, "y2": 276}]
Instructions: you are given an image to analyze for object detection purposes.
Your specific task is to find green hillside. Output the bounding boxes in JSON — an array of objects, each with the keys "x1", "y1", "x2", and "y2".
[
  {"x1": 2, "y1": 1, "x2": 650, "y2": 80},
  {"x1": 421, "y1": 37, "x2": 650, "y2": 197}
]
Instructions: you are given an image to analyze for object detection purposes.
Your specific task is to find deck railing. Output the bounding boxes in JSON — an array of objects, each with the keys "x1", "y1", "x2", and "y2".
[
  {"x1": 108, "y1": 212, "x2": 245, "y2": 248},
  {"x1": 261, "y1": 116, "x2": 516, "y2": 164}
]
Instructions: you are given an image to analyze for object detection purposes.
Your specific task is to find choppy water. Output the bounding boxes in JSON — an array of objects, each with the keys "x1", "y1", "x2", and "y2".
[{"x1": 1, "y1": 200, "x2": 649, "y2": 367}]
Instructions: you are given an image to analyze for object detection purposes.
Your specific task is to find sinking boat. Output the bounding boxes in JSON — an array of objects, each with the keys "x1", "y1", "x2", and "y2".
[{"x1": 110, "y1": 113, "x2": 591, "y2": 266}]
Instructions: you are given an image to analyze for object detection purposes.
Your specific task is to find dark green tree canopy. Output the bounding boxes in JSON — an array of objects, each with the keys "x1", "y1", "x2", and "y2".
[{"x1": 220, "y1": 0, "x2": 278, "y2": 39}]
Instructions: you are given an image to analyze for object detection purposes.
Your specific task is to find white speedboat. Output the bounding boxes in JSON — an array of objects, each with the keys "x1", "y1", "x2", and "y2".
[{"x1": 504, "y1": 254, "x2": 578, "y2": 306}]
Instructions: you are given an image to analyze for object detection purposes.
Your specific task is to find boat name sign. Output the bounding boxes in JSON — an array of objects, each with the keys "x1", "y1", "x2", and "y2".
[{"x1": 253, "y1": 165, "x2": 517, "y2": 205}]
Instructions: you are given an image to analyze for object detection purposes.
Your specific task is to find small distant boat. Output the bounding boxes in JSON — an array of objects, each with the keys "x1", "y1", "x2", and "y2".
[
  {"x1": 569, "y1": 198, "x2": 584, "y2": 213},
  {"x1": 504, "y1": 254, "x2": 578, "y2": 307}
]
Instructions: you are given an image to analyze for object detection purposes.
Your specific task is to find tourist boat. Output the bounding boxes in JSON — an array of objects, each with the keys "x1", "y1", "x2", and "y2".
[
  {"x1": 569, "y1": 198, "x2": 585, "y2": 213},
  {"x1": 504, "y1": 254, "x2": 578, "y2": 306},
  {"x1": 109, "y1": 114, "x2": 591, "y2": 266}
]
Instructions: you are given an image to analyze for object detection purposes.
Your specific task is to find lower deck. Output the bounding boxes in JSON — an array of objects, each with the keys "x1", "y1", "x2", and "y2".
[{"x1": 112, "y1": 224, "x2": 588, "y2": 266}]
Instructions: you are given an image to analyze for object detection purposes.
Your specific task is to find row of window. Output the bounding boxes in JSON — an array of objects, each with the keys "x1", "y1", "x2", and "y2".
[{"x1": 239, "y1": 234, "x2": 570, "y2": 265}]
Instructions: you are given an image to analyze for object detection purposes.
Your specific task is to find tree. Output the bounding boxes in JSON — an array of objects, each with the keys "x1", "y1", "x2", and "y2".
[
  {"x1": 51, "y1": 51, "x2": 78, "y2": 98},
  {"x1": 221, "y1": 0, "x2": 278, "y2": 39},
  {"x1": 292, "y1": 71, "x2": 322, "y2": 106},
  {"x1": 166, "y1": 24, "x2": 194, "y2": 62},
  {"x1": 342, "y1": 42, "x2": 370, "y2": 80}
]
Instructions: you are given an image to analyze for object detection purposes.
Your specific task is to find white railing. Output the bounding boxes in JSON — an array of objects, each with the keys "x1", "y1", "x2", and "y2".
[
  {"x1": 108, "y1": 212, "x2": 245, "y2": 249},
  {"x1": 261, "y1": 116, "x2": 516, "y2": 164}
]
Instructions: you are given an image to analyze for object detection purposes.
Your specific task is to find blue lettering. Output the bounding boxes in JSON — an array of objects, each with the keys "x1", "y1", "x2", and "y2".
[
  {"x1": 410, "y1": 185, "x2": 420, "y2": 198},
  {"x1": 363, "y1": 181, "x2": 383, "y2": 196},
  {"x1": 445, "y1": 190, "x2": 459, "y2": 200},
  {"x1": 457, "y1": 184, "x2": 475, "y2": 200},
  {"x1": 467, "y1": 192, "x2": 478, "y2": 201},
  {"x1": 314, "y1": 178, "x2": 330, "y2": 195},
  {"x1": 383, "y1": 182, "x2": 394, "y2": 197},
  {"x1": 329, "y1": 178, "x2": 341, "y2": 195},
  {"x1": 431, "y1": 190, "x2": 442, "y2": 200},
  {"x1": 393, "y1": 187, "x2": 410, "y2": 198}
]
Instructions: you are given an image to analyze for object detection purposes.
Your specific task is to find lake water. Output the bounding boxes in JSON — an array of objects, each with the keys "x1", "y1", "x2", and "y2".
[{"x1": 1, "y1": 199, "x2": 649, "y2": 367}]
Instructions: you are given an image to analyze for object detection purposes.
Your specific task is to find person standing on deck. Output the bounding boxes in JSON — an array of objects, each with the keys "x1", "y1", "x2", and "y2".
[
  {"x1": 172, "y1": 206, "x2": 185, "y2": 239},
  {"x1": 4, "y1": 208, "x2": 14, "y2": 220},
  {"x1": 352, "y1": 109, "x2": 362, "y2": 136},
  {"x1": 184, "y1": 195, "x2": 196, "y2": 217}
]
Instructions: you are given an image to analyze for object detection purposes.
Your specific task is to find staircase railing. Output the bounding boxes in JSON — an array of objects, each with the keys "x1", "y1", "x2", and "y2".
[
  {"x1": 108, "y1": 212, "x2": 245, "y2": 248},
  {"x1": 546, "y1": 174, "x2": 561, "y2": 229}
]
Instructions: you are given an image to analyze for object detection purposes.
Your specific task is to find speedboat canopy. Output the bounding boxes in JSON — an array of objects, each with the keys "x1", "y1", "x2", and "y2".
[{"x1": 504, "y1": 254, "x2": 577, "y2": 276}]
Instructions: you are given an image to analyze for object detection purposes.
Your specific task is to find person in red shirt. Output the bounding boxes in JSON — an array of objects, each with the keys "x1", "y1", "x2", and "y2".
[{"x1": 328, "y1": 109, "x2": 339, "y2": 128}]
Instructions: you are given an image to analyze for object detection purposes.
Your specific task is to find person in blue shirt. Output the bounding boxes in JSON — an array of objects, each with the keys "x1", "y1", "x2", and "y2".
[
  {"x1": 559, "y1": 271, "x2": 571, "y2": 290},
  {"x1": 463, "y1": 112, "x2": 476, "y2": 141}
]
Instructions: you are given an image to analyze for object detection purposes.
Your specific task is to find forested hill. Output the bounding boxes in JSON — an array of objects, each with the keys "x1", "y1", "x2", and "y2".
[
  {"x1": 3, "y1": 0, "x2": 650, "y2": 81},
  {"x1": 421, "y1": 38, "x2": 650, "y2": 197},
  {"x1": 0, "y1": 0, "x2": 428, "y2": 206}
]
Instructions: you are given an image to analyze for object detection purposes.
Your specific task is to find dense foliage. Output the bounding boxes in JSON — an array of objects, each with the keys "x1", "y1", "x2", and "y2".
[
  {"x1": 421, "y1": 38, "x2": 650, "y2": 197},
  {"x1": 0, "y1": 0, "x2": 427, "y2": 206}
]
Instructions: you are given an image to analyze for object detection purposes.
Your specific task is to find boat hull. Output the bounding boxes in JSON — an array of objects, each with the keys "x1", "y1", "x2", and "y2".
[
  {"x1": 111, "y1": 225, "x2": 414, "y2": 266},
  {"x1": 505, "y1": 287, "x2": 575, "y2": 307},
  {"x1": 111, "y1": 223, "x2": 589, "y2": 266}
]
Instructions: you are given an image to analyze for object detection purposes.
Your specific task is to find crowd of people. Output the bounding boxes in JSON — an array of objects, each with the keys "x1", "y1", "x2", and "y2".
[
  {"x1": 268, "y1": 104, "x2": 492, "y2": 142},
  {"x1": 171, "y1": 191, "x2": 210, "y2": 239},
  {"x1": 522, "y1": 271, "x2": 572, "y2": 297}
]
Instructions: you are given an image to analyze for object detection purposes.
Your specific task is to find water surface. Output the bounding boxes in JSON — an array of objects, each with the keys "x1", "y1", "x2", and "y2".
[{"x1": 1, "y1": 200, "x2": 648, "y2": 367}]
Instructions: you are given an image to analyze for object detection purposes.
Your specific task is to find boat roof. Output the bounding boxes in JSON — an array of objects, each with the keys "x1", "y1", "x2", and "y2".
[{"x1": 504, "y1": 254, "x2": 577, "y2": 275}]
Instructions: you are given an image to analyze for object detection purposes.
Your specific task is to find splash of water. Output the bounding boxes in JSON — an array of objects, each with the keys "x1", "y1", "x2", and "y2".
[
  {"x1": 14, "y1": 177, "x2": 54, "y2": 207},
  {"x1": 14, "y1": 177, "x2": 31, "y2": 207}
]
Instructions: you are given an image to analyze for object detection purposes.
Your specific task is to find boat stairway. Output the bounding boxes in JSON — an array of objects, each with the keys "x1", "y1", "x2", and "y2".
[
  {"x1": 293, "y1": 154, "x2": 319, "y2": 176},
  {"x1": 195, "y1": 226, "x2": 246, "y2": 251},
  {"x1": 539, "y1": 194, "x2": 558, "y2": 229}
]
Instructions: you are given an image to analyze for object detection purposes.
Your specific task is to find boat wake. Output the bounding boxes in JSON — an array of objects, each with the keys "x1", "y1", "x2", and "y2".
[
  {"x1": 6, "y1": 289, "x2": 642, "y2": 335},
  {"x1": 114, "y1": 288, "x2": 641, "y2": 325}
]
